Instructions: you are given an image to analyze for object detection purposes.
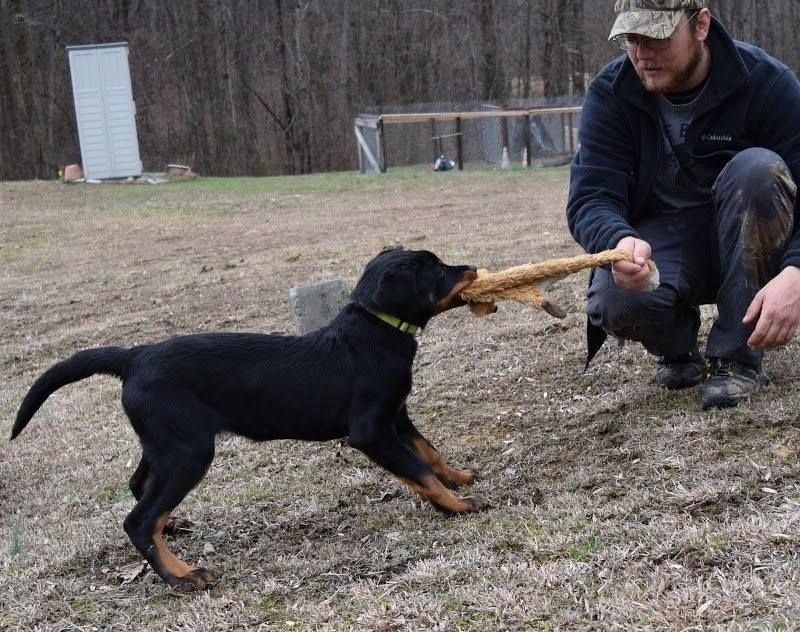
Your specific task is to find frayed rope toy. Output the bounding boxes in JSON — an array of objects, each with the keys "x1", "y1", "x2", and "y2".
[{"x1": 460, "y1": 248, "x2": 659, "y2": 318}]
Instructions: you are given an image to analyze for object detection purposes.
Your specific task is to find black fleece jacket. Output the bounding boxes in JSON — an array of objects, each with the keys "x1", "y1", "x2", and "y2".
[{"x1": 567, "y1": 18, "x2": 800, "y2": 271}]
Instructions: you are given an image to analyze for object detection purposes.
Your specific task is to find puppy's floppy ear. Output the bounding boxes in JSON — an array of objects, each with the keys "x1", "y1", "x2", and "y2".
[{"x1": 372, "y1": 265, "x2": 416, "y2": 312}]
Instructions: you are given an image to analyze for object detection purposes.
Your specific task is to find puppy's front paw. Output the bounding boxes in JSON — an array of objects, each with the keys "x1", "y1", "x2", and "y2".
[
  {"x1": 163, "y1": 516, "x2": 195, "y2": 536},
  {"x1": 439, "y1": 468, "x2": 480, "y2": 489},
  {"x1": 461, "y1": 493, "x2": 490, "y2": 512},
  {"x1": 169, "y1": 567, "x2": 218, "y2": 592},
  {"x1": 460, "y1": 468, "x2": 480, "y2": 485}
]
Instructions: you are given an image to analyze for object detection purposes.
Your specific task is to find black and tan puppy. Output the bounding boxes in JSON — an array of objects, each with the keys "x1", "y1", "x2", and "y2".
[{"x1": 11, "y1": 248, "x2": 487, "y2": 591}]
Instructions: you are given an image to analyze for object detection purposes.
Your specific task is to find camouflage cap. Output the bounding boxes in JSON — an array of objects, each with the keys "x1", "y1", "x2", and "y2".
[{"x1": 608, "y1": 0, "x2": 707, "y2": 41}]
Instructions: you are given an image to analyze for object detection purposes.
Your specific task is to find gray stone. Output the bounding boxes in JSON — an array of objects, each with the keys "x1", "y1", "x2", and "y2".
[{"x1": 288, "y1": 278, "x2": 349, "y2": 335}]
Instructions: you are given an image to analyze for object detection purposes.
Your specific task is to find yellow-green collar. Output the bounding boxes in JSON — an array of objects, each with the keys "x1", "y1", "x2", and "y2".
[{"x1": 366, "y1": 308, "x2": 420, "y2": 336}]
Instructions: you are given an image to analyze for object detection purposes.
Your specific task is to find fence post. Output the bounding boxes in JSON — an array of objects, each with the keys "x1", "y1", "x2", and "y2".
[
  {"x1": 523, "y1": 114, "x2": 532, "y2": 168},
  {"x1": 456, "y1": 117, "x2": 463, "y2": 170},
  {"x1": 377, "y1": 118, "x2": 387, "y2": 173},
  {"x1": 501, "y1": 117, "x2": 509, "y2": 159},
  {"x1": 430, "y1": 119, "x2": 439, "y2": 163},
  {"x1": 567, "y1": 112, "x2": 575, "y2": 154},
  {"x1": 356, "y1": 125, "x2": 364, "y2": 174}
]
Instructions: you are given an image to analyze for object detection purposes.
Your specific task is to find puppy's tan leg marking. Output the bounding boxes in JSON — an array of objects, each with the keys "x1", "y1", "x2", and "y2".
[
  {"x1": 399, "y1": 474, "x2": 489, "y2": 514},
  {"x1": 410, "y1": 436, "x2": 478, "y2": 488},
  {"x1": 150, "y1": 512, "x2": 217, "y2": 591}
]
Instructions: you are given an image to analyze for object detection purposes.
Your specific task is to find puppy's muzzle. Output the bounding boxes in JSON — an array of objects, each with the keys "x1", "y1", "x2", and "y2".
[{"x1": 436, "y1": 269, "x2": 479, "y2": 313}]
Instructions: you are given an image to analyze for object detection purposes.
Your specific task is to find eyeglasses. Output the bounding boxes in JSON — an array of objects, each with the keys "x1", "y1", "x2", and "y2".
[{"x1": 614, "y1": 11, "x2": 699, "y2": 52}]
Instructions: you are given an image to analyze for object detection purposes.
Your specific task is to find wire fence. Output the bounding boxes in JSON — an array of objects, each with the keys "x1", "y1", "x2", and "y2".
[{"x1": 355, "y1": 97, "x2": 583, "y2": 173}]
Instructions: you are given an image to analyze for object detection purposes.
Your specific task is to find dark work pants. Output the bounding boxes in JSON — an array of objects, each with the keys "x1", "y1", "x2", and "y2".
[{"x1": 586, "y1": 148, "x2": 797, "y2": 366}]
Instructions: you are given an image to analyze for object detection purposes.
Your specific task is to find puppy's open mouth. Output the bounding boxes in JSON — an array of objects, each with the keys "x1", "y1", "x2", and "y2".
[{"x1": 435, "y1": 270, "x2": 479, "y2": 313}]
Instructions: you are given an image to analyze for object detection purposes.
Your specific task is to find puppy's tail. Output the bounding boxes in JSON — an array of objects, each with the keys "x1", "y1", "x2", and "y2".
[{"x1": 11, "y1": 347, "x2": 131, "y2": 440}]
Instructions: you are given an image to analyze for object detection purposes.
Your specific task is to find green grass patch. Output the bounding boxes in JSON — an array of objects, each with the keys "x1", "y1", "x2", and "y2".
[
  {"x1": 564, "y1": 536, "x2": 601, "y2": 561},
  {"x1": 8, "y1": 527, "x2": 22, "y2": 556},
  {"x1": 102, "y1": 483, "x2": 134, "y2": 504},
  {"x1": 252, "y1": 594, "x2": 287, "y2": 621}
]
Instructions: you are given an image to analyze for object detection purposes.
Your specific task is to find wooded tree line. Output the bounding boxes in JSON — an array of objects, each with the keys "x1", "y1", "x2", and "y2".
[{"x1": 1, "y1": 0, "x2": 798, "y2": 180}]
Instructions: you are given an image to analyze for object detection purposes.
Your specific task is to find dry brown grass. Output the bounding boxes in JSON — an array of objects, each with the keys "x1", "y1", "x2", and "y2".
[{"x1": 1, "y1": 168, "x2": 799, "y2": 631}]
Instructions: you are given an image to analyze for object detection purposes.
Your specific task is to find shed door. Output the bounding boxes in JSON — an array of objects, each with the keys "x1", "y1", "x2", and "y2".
[{"x1": 68, "y1": 44, "x2": 142, "y2": 180}]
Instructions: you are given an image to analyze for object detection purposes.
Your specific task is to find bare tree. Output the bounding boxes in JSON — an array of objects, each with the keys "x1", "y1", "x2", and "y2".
[{"x1": 1, "y1": 0, "x2": 798, "y2": 180}]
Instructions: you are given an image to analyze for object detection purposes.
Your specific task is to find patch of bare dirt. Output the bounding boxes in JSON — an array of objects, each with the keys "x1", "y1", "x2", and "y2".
[{"x1": 1, "y1": 170, "x2": 799, "y2": 630}]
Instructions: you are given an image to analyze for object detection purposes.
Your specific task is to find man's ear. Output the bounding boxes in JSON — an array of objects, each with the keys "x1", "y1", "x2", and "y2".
[{"x1": 696, "y1": 8, "x2": 711, "y2": 41}]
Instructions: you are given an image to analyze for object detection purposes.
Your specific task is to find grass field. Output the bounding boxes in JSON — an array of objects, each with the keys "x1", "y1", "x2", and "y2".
[{"x1": 1, "y1": 168, "x2": 799, "y2": 631}]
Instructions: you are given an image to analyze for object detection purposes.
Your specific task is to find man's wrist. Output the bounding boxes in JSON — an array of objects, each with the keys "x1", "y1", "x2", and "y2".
[{"x1": 780, "y1": 265, "x2": 800, "y2": 279}]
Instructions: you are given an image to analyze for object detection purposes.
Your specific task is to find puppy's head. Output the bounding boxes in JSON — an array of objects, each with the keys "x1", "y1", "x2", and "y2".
[{"x1": 351, "y1": 248, "x2": 477, "y2": 329}]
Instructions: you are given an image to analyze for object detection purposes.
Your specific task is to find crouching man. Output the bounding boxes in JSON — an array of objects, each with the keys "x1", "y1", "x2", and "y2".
[{"x1": 567, "y1": 0, "x2": 800, "y2": 408}]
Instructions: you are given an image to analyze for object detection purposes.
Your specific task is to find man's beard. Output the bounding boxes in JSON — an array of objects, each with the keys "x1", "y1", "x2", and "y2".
[{"x1": 637, "y1": 38, "x2": 704, "y2": 93}]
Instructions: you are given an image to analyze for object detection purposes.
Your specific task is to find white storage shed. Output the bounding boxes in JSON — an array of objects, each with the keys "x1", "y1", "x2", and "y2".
[{"x1": 67, "y1": 42, "x2": 142, "y2": 180}]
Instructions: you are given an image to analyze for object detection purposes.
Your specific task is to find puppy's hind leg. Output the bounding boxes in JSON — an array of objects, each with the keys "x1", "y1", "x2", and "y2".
[
  {"x1": 129, "y1": 452, "x2": 194, "y2": 535},
  {"x1": 394, "y1": 407, "x2": 478, "y2": 489},
  {"x1": 123, "y1": 437, "x2": 217, "y2": 591},
  {"x1": 128, "y1": 453, "x2": 151, "y2": 501}
]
